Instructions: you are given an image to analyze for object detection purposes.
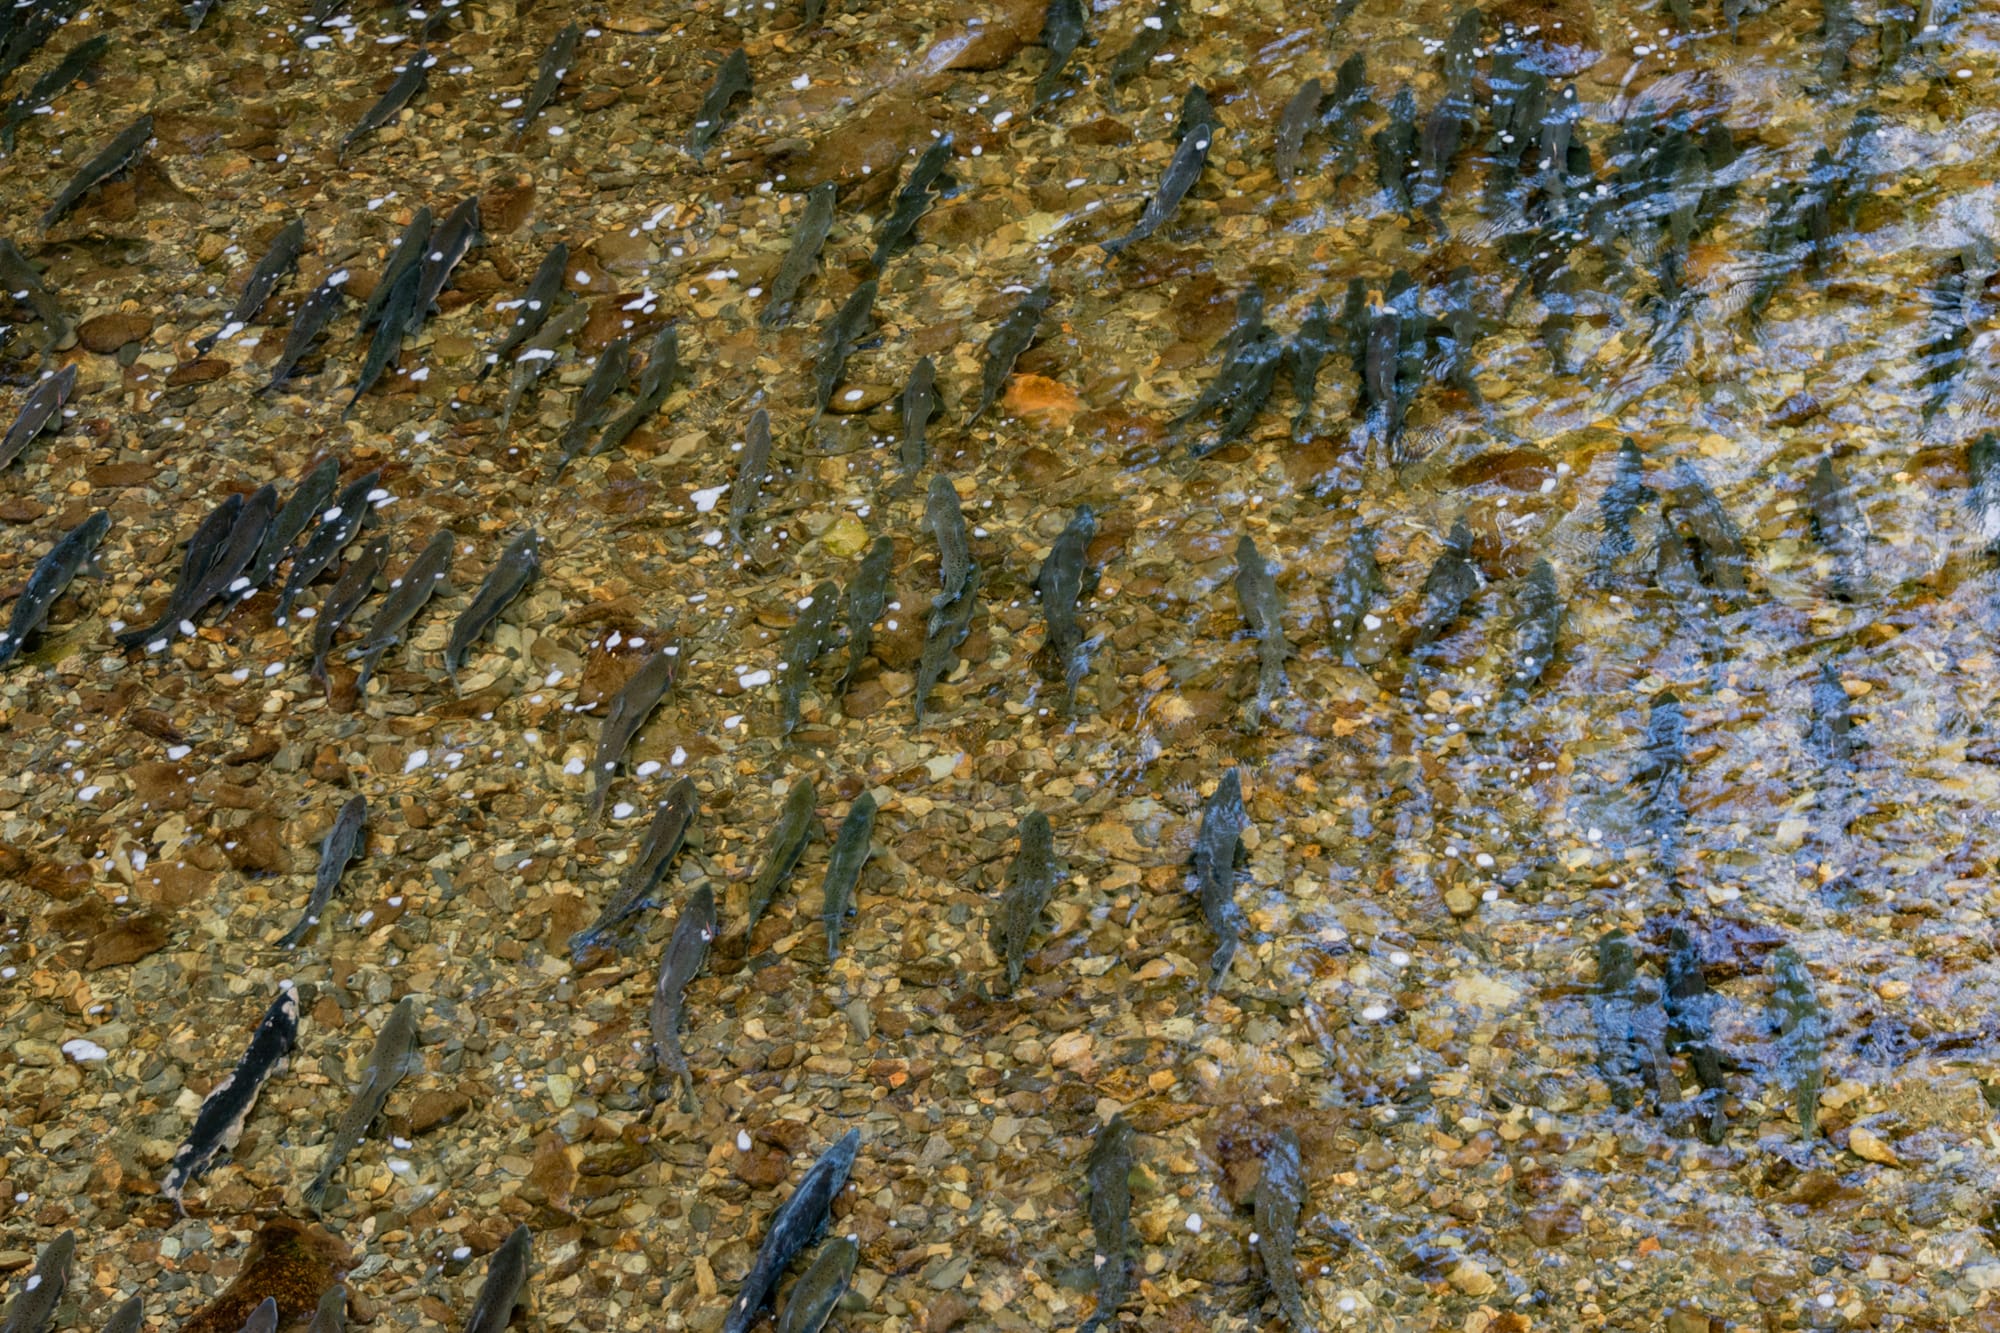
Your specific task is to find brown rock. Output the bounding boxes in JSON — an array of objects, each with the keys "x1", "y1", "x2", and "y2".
[
  {"x1": 87, "y1": 463, "x2": 157, "y2": 488},
  {"x1": 400, "y1": 1085, "x2": 473, "y2": 1135},
  {"x1": 224, "y1": 813, "x2": 288, "y2": 874},
  {"x1": 0, "y1": 498, "x2": 48, "y2": 523},
  {"x1": 925, "y1": 1291, "x2": 973, "y2": 1333},
  {"x1": 480, "y1": 179, "x2": 537, "y2": 234},
  {"x1": 524, "y1": 1131, "x2": 577, "y2": 1215},
  {"x1": 77, "y1": 312, "x2": 153, "y2": 354},
  {"x1": 733, "y1": 1144, "x2": 791, "y2": 1188},
  {"x1": 913, "y1": 0, "x2": 1044, "y2": 73},
  {"x1": 87, "y1": 912, "x2": 172, "y2": 969},
  {"x1": 1002, "y1": 374, "x2": 1080, "y2": 423},
  {"x1": 168, "y1": 358, "x2": 232, "y2": 386},
  {"x1": 24, "y1": 860, "x2": 90, "y2": 900},
  {"x1": 785, "y1": 101, "x2": 938, "y2": 195},
  {"x1": 179, "y1": 1218, "x2": 349, "y2": 1333},
  {"x1": 133, "y1": 859, "x2": 215, "y2": 907}
]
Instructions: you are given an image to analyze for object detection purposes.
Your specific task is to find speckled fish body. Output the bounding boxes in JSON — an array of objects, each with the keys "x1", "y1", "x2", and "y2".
[
  {"x1": 357, "y1": 208, "x2": 432, "y2": 335},
  {"x1": 1321, "y1": 51, "x2": 1370, "y2": 181},
  {"x1": 1593, "y1": 930, "x2": 1648, "y2": 1112},
  {"x1": 745, "y1": 777, "x2": 816, "y2": 934},
  {"x1": 1967, "y1": 432, "x2": 2000, "y2": 554},
  {"x1": 0, "y1": 1230, "x2": 72, "y2": 1333},
  {"x1": 40, "y1": 113, "x2": 150, "y2": 227},
  {"x1": 811, "y1": 278, "x2": 877, "y2": 417},
  {"x1": 721, "y1": 1130, "x2": 861, "y2": 1333},
  {"x1": 913, "y1": 563, "x2": 978, "y2": 727},
  {"x1": 0, "y1": 240, "x2": 74, "y2": 350},
  {"x1": 1770, "y1": 946, "x2": 1825, "y2": 1142},
  {"x1": 594, "y1": 324, "x2": 682, "y2": 457},
  {"x1": 1077, "y1": 1114, "x2": 1134, "y2": 1333},
  {"x1": 0, "y1": 363, "x2": 75, "y2": 470},
  {"x1": 571, "y1": 776, "x2": 697, "y2": 960},
  {"x1": 650, "y1": 882, "x2": 715, "y2": 1107},
  {"x1": 1920, "y1": 255, "x2": 1970, "y2": 423},
  {"x1": 0, "y1": 509, "x2": 106, "y2": 668},
  {"x1": 689, "y1": 47, "x2": 750, "y2": 156},
  {"x1": 514, "y1": 22, "x2": 579, "y2": 134},
  {"x1": 1170, "y1": 286, "x2": 1271, "y2": 449},
  {"x1": 1034, "y1": 0, "x2": 1085, "y2": 104},
  {"x1": 1808, "y1": 661, "x2": 1853, "y2": 770},
  {"x1": 237, "y1": 1298, "x2": 278, "y2": 1333},
  {"x1": 1408, "y1": 519, "x2": 1480, "y2": 657},
  {"x1": 557, "y1": 336, "x2": 630, "y2": 471},
  {"x1": 161, "y1": 981, "x2": 300, "y2": 1209},
  {"x1": 461, "y1": 1226, "x2": 532, "y2": 1333},
  {"x1": 1274, "y1": 79, "x2": 1320, "y2": 178},
  {"x1": 1806, "y1": 454, "x2": 1868, "y2": 600},
  {"x1": 245, "y1": 455, "x2": 339, "y2": 598},
  {"x1": 589, "y1": 644, "x2": 678, "y2": 819},
  {"x1": 1103, "y1": 98, "x2": 1211, "y2": 254},
  {"x1": 310, "y1": 532, "x2": 390, "y2": 690},
  {"x1": 1665, "y1": 460, "x2": 1748, "y2": 593},
  {"x1": 1191, "y1": 769, "x2": 1247, "y2": 993},
  {"x1": 119, "y1": 491, "x2": 243, "y2": 649},
  {"x1": 898, "y1": 357, "x2": 937, "y2": 481},
  {"x1": 1, "y1": 34, "x2": 108, "y2": 154},
  {"x1": 1285, "y1": 298, "x2": 1332, "y2": 434},
  {"x1": 407, "y1": 196, "x2": 480, "y2": 336},
  {"x1": 498, "y1": 298, "x2": 589, "y2": 436},
  {"x1": 1234, "y1": 535, "x2": 1292, "y2": 715},
  {"x1": 1636, "y1": 691, "x2": 1688, "y2": 859},
  {"x1": 821, "y1": 791, "x2": 877, "y2": 959},
  {"x1": 342, "y1": 51, "x2": 433, "y2": 159},
  {"x1": 729, "y1": 407, "x2": 773, "y2": 546},
  {"x1": 774, "y1": 1237, "x2": 858, "y2": 1333},
  {"x1": 779, "y1": 579, "x2": 842, "y2": 739},
  {"x1": 1035, "y1": 505, "x2": 1096, "y2": 710},
  {"x1": 837, "y1": 536, "x2": 894, "y2": 697},
  {"x1": 968, "y1": 282, "x2": 1049, "y2": 425},
  {"x1": 761, "y1": 182, "x2": 835, "y2": 330},
  {"x1": 1323, "y1": 525, "x2": 1382, "y2": 662},
  {"x1": 871, "y1": 137, "x2": 952, "y2": 269},
  {"x1": 197, "y1": 217, "x2": 306, "y2": 354},
  {"x1": 344, "y1": 264, "x2": 419, "y2": 415},
  {"x1": 1104, "y1": 0, "x2": 1178, "y2": 98},
  {"x1": 348, "y1": 528, "x2": 452, "y2": 693},
  {"x1": 262, "y1": 277, "x2": 347, "y2": 393},
  {"x1": 279, "y1": 793, "x2": 368, "y2": 948},
  {"x1": 183, "y1": 482, "x2": 278, "y2": 623},
  {"x1": 478, "y1": 243, "x2": 568, "y2": 381},
  {"x1": 1373, "y1": 86, "x2": 1417, "y2": 212},
  {"x1": 1253, "y1": 1128, "x2": 1314, "y2": 1333},
  {"x1": 444, "y1": 529, "x2": 540, "y2": 686},
  {"x1": 989, "y1": 810, "x2": 1055, "y2": 994},
  {"x1": 924, "y1": 474, "x2": 970, "y2": 625},
  {"x1": 1595, "y1": 438, "x2": 1650, "y2": 584},
  {"x1": 1663, "y1": 925, "x2": 1727, "y2": 1144},
  {"x1": 303, "y1": 994, "x2": 416, "y2": 1210},
  {"x1": 1501, "y1": 559, "x2": 1562, "y2": 706},
  {"x1": 98, "y1": 1295, "x2": 143, "y2": 1333}
]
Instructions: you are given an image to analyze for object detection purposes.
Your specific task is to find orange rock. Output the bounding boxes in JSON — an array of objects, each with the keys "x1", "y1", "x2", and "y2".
[
  {"x1": 1002, "y1": 373, "x2": 1080, "y2": 421},
  {"x1": 77, "y1": 311, "x2": 152, "y2": 354},
  {"x1": 180, "y1": 1218, "x2": 350, "y2": 1333}
]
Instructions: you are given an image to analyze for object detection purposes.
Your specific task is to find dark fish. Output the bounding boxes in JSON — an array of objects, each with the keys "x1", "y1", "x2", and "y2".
[
  {"x1": 729, "y1": 408, "x2": 773, "y2": 546},
  {"x1": 595, "y1": 324, "x2": 683, "y2": 457},
  {"x1": 1034, "y1": 0, "x2": 1085, "y2": 105},
  {"x1": 1807, "y1": 662, "x2": 1853, "y2": 769},
  {"x1": 1322, "y1": 524, "x2": 1382, "y2": 663},
  {"x1": 989, "y1": 809, "x2": 1056, "y2": 994},
  {"x1": 872, "y1": 136, "x2": 953, "y2": 270},
  {"x1": 1103, "y1": 94, "x2": 1212, "y2": 254},
  {"x1": 302, "y1": 993, "x2": 418, "y2": 1210},
  {"x1": 1174, "y1": 287, "x2": 1281, "y2": 458},
  {"x1": 181, "y1": 482, "x2": 278, "y2": 624},
  {"x1": 721, "y1": 1130, "x2": 861, "y2": 1333},
  {"x1": 347, "y1": 528, "x2": 452, "y2": 693},
  {"x1": 118, "y1": 492, "x2": 244, "y2": 650},
  {"x1": 99, "y1": 1296, "x2": 144, "y2": 1333},
  {"x1": 811, "y1": 278, "x2": 878, "y2": 417},
  {"x1": 0, "y1": 239, "x2": 74, "y2": 351},
  {"x1": 186, "y1": 0, "x2": 220, "y2": 30},
  {"x1": 444, "y1": 529, "x2": 540, "y2": 687},
  {"x1": 1321, "y1": 51, "x2": 1371, "y2": 182},
  {"x1": 892, "y1": 356, "x2": 938, "y2": 485},
  {"x1": 1285, "y1": 299, "x2": 1332, "y2": 437},
  {"x1": 1768, "y1": 945, "x2": 1825, "y2": 1142},
  {"x1": 1665, "y1": 460, "x2": 1748, "y2": 594},
  {"x1": 1501, "y1": 559, "x2": 1562, "y2": 706},
  {"x1": 1191, "y1": 769, "x2": 1247, "y2": 993},
  {"x1": 1635, "y1": 690, "x2": 1688, "y2": 858},
  {"x1": 1806, "y1": 454, "x2": 1867, "y2": 600},
  {"x1": 821, "y1": 791, "x2": 877, "y2": 959},
  {"x1": 357, "y1": 208, "x2": 433, "y2": 336},
  {"x1": 967, "y1": 282, "x2": 1050, "y2": 426},
  {"x1": 760, "y1": 183, "x2": 836, "y2": 330},
  {"x1": 41, "y1": 113, "x2": 151, "y2": 228},
  {"x1": 744, "y1": 778, "x2": 816, "y2": 935},
  {"x1": 572, "y1": 778, "x2": 699, "y2": 960},
  {"x1": 278, "y1": 793, "x2": 368, "y2": 948},
  {"x1": 1076, "y1": 1115, "x2": 1134, "y2": 1333},
  {"x1": 1966, "y1": 432, "x2": 2000, "y2": 552},
  {"x1": 342, "y1": 50, "x2": 433, "y2": 159},
  {"x1": 650, "y1": 883, "x2": 716, "y2": 1108},
  {"x1": 913, "y1": 564, "x2": 979, "y2": 727},
  {"x1": 556, "y1": 336, "x2": 631, "y2": 471},
  {"x1": 1593, "y1": 930, "x2": 1650, "y2": 1112},
  {"x1": 306, "y1": 1287, "x2": 345, "y2": 1333},
  {"x1": 514, "y1": 22, "x2": 580, "y2": 135},
  {"x1": 1, "y1": 34, "x2": 109, "y2": 154},
  {"x1": 477, "y1": 242, "x2": 569, "y2": 381},
  {"x1": 1373, "y1": 86, "x2": 1417, "y2": 212},
  {"x1": 240, "y1": 1302, "x2": 279, "y2": 1333},
  {"x1": 0, "y1": 363, "x2": 75, "y2": 470},
  {"x1": 689, "y1": 48, "x2": 751, "y2": 157},
  {"x1": 1034, "y1": 504, "x2": 1097, "y2": 711},
  {"x1": 1235, "y1": 534, "x2": 1292, "y2": 719},
  {"x1": 462, "y1": 1226, "x2": 532, "y2": 1333},
  {"x1": 1273, "y1": 79, "x2": 1321, "y2": 179},
  {"x1": 262, "y1": 277, "x2": 347, "y2": 393},
  {"x1": 343, "y1": 262, "x2": 420, "y2": 416},
  {"x1": 589, "y1": 644, "x2": 678, "y2": 820},
  {"x1": 1820, "y1": 0, "x2": 1859, "y2": 83},
  {"x1": 0, "y1": 509, "x2": 105, "y2": 669},
  {"x1": 198, "y1": 217, "x2": 307, "y2": 354},
  {"x1": 309, "y1": 533, "x2": 390, "y2": 692},
  {"x1": 497, "y1": 299, "x2": 589, "y2": 437},
  {"x1": 774, "y1": 1237, "x2": 858, "y2": 1333},
  {"x1": 1173, "y1": 84, "x2": 1213, "y2": 142},
  {"x1": 1408, "y1": 519, "x2": 1481, "y2": 658},
  {"x1": 924, "y1": 474, "x2": 970, "y2": 623},
  {"x1": 1104, "y1": 0, "x2": 1179, "y2": 98},
  {"x1": 0, "y1": 1230, "x2": 72, "y2": 1333},
  {"x1": 161, "y1": 982, "x2": 301, "y2": 1209},
  {"x1": 1595, "y1": 438, "x2": 1650, "y2": 585},
  {"x1": 1663, "y1": 924, "x2": 1727, "y2": 1144},
  {"x1": 1253, "y1": 1128, "x2": 1314, "y2": 1333},
  {"x1": 1919, "y1": 254, "x2": 1970, "y2": 422},
  {"x1": 407, "y1": 196, "x2": 480, "y2": 336},
  {"x1": 244, "y1": 455, "x2": 340, "y2": 599},
  {"x1": 778, "y1": 580, "x2": 841, "y2": 739},
  {"x1": 837, "y1": 536, "x2": 894, "y2": 696}
]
